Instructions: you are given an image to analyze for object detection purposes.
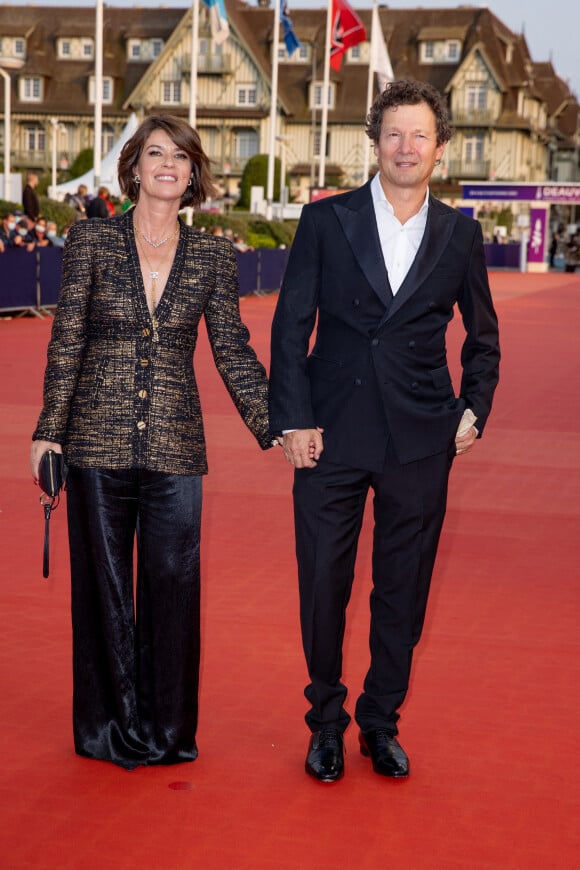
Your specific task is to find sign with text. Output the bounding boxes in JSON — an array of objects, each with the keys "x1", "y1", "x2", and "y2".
[{"x1": 461, "y1": 183, "x2": 580, "y2": 203}]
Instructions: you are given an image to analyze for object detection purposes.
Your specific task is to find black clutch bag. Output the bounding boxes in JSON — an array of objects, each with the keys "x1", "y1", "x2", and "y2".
[{"x1": 38, "y1": 450, "x2": 68, "y2": 578}]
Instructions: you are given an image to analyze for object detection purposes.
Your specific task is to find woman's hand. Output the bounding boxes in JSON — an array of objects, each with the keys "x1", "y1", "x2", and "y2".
[{"x1": 30, "y1": 440, "x2": 62, "y2": 484}]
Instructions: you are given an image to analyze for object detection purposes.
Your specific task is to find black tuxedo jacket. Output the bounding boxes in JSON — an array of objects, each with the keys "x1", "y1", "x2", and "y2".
[{"x1": 269, "y1": 180, "x2": 500, "y2": 472}]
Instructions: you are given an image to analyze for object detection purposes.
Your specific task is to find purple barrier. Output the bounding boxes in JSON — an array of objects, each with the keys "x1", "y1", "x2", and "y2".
[
  {"x1": 38, "y1": 247, "x2": 63, "y2": 307},
  {"x1": 0, "y1": 249, "x2": 38, "y2": 313}
]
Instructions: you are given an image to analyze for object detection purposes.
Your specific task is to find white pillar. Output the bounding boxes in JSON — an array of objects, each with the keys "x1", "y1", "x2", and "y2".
[{"x1": 0, "y1": 68, "x2": 11, "y2": 202}]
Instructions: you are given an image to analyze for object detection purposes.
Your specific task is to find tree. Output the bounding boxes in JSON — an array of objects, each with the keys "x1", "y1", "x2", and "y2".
[{"x1": 239, "y1": 154, "x2": 282, "y2": 210}]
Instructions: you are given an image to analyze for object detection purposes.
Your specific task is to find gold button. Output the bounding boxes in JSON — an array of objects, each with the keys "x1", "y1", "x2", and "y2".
[
  {"x1": 140, "y1": 359, "x2": 148, "y2": 367},
  {"x1": 142, "y1": 328, "x2": 150, "y2": 337},
  {"x1": 138, "y1": 390, "x2": 147, "y2": 399},
  {"x1": 136, "y1": 420, "x2": 146, "y2": 430}
]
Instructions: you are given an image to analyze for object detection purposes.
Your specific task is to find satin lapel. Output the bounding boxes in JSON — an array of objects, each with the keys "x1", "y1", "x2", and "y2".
[
  {"x1": 332, "y1": 183, "x2": 392, "y2": 308},
  {"x1": 385, "y1": 197, "x2": 458, "y2": 322}
]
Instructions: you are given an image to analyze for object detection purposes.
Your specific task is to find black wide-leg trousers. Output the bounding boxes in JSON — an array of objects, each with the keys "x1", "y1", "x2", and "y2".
[
  {"x1": 293, "y1": 444, "x2": 453, "y2": 736},
  {"x1": 66, "y1": 467, "x2": 202, "y2": 769}
]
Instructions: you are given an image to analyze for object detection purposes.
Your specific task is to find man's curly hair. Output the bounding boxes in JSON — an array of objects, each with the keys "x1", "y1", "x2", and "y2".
[{"x1": 366, "y1": 80, "x2": 453, "y2": 147}]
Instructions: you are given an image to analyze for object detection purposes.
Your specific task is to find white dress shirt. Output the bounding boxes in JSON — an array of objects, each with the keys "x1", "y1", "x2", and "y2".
[{"x1": 370, "y1": 172, "x2": 429, "y2": 295}]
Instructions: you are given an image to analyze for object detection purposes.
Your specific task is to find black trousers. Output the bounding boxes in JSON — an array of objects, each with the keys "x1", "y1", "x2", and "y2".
[
  {"x1": 293, "y1": 444, "x2": 453, "y2": 735},
  {"x1": 66, "y1": 467, "x2": 202, "y2": 769}
]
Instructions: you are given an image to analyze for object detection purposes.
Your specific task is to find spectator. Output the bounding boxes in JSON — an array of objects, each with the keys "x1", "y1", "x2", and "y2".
[
  {"x1": 0, "y1": 212, "x2": 18, "y2": 251},
  {"x1": 12, "y1": 218, "x2": 36, "y2": 251},
  {"x1": 86, "y1": 186, "x2": 113, "y2": 219},
  {"x1": 22, "y1": 171, "x2": 41, "y2": 225},
  {"x1": 66, "y1": 185, "x2": 89, "y2": 221},
  {"x1": 30, "y1": 218, "x2": 53, "y2": 248},
  {"x1": 233, "y1": 233, "x2": 253, "y2": 252},
  {"x1": 46, "y1": 220, "x2": 66, "y2": 248}
]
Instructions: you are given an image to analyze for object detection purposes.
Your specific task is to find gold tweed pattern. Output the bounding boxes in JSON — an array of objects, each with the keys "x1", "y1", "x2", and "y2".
[{"x1": 33, "y1": 210, "x2": 271, "y2": 474}]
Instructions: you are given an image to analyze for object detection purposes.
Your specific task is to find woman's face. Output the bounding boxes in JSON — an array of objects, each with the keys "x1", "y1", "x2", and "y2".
[{"x1": 134, "y1": 129, "x2": 193, "y2": 206}]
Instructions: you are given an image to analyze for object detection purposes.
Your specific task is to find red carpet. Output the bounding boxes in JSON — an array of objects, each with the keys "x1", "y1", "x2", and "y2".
[{"x1": 1, "y1": 272, "x2": 579, "y2": 869}]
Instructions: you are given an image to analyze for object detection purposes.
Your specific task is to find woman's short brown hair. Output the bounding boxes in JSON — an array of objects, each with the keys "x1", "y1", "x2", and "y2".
[
  {"x1": 117, "y1": 114, "x2": 218, "y2": 209},
  {"x1": 366, "y1": 80, "x2": 453, "y2": 147}
]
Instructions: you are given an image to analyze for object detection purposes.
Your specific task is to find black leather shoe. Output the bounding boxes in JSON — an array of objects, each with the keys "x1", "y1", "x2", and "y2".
[
  {"x1": 305, "y1": 728, "x2": 344, "y2": 782},
  {"x1": 359, "y1": 729, "x2": 409, "y2": 778}
]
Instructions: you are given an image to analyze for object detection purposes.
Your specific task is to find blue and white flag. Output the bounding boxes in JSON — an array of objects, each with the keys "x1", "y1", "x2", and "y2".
[
  {"x1": 280, "y1": 0, "x2": 301, "y2": 57},
  {"x1": 203, "y1": 0, "x2": 230, "y2": 46}
]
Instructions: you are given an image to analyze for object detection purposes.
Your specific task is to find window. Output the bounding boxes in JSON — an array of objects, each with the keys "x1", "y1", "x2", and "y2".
[
  {"x1": 310, "y1": 82, "x2": 334, "y2": 110},
  {"x1": 348, "y1": 44, "x2": 362, "y2": 61},
  {"x1": 24, "y1": 125, "x2": 46, "y2": 153},
  {"x1": 161, "y1": 81, "x2": 181, "y2": 104},
  {"x1": 233, "y1": 129, "x2": 259, "y2": 160},
  {"x1": 151, "y1": 39, "x2": 163, "y2": 58},
  {"x1": 312, "y1": 131, "x2": 329, "y2": 159},
  {"x1": 20, "y1": 76, "x2": 43, "y2": 102},
  {"x1": 237, "y1": 85, "x2": 258, "y2": 106},
  {"x1": 14, "y1": 39, "x2": 25, "y2": 57},
  {"x1": 88, "y1": 76, "x2": 114, "y2": 104},
  {"x1": 447, "y1": 41, "x2": 460, "y2": 61},
  {"x1": 60, "y1": 40, "x2": 71, "y2": 58},
  {"x1": 464, "y1": 134, "x2": 484, "y2": 163},
  {"x1": 128, "y1": 40, "x2": 142, "y2": 61},
  {"x1": 466, "y1": 84, "x2": 487, "y2": 112},
  {"x1": 102, "y1": 124, "x2": 115, "y2": 154},
  {"x1": 82, "y1": 39, "x2": 93, "y2": 59},
  {"x1": 424, "y1": 41, "x2": 434, "y2": 59}
]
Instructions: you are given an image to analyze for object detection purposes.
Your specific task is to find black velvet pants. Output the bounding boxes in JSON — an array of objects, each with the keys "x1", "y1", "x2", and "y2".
[{"x1": 66, "y1": 467, "x2": 202, "y2": 770}]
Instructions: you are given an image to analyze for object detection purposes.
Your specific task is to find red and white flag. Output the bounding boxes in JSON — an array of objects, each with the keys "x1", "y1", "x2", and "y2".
[{"x1": 330, "y1": 0, "x2": 367, "y2": 71}]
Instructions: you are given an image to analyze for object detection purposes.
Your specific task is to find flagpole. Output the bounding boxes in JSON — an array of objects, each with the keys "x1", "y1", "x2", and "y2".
[
  {"x1": 318, "y1": 0, "x2": 333, "y2": 188},
  {"x1": 94, "y1": 0, "x2": 103, "y2": 190},
  {"x1": 266, "y1": 1, "x2": 281, "y2": 220},
  {"x1": 363, "y1": 0, "x2": 377, "y2": 183},
  {"x1": 189, "y1": 0, "x2": 200, "y2": 127}
]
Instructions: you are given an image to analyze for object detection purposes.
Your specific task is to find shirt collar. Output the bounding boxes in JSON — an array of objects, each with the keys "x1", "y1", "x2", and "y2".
[{"x1": 370, "y1": 172, "x2": 430, "y2": 219}]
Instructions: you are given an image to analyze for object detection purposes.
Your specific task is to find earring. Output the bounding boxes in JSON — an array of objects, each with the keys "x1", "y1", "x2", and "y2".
[
  {"x1": 187, "y1": 176, "x2": 193, "y2": 187},
  {"x1": 133, "y1": 174, "x2": 141, "y2": 184}
]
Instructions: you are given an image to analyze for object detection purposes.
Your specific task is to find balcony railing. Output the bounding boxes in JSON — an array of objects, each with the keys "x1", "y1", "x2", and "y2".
[
  {"x1": 452, "y1": 109, "x2": 497, "y2": 126},
  {"x1": 447, "y1": 159, "x2": 491, "y2": 179},
  {"x1": 177, "y1": 53, "x2": 233, "y2": 76}
]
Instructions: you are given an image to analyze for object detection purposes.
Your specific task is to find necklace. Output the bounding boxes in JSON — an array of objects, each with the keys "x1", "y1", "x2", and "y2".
[
  {"x1": 135, "y1": 229, "x2": 179, "y2": 342},
  {"x1": 134, "y1": 222, "x2": 180, "y2": 249}
]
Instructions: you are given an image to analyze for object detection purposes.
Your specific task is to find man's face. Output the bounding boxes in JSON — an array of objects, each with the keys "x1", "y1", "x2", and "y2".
[{"x1": 373, "y1": 102, "x2": 445, "y2": 194}]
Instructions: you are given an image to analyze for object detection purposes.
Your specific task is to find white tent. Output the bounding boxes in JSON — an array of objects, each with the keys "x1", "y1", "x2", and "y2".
[{"x1": 49, "y1": 112, "x2": 139, "y2": 201}]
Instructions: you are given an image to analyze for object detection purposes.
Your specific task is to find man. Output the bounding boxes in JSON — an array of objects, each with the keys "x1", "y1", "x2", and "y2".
[
  {"x1": 86, "y1": 186, "x2": 113, "y2": 218},
  {"x1": 269, "y1": 80, "x2": 500, "y2": 783},
  {"x1": 22, "y1": 171, "x2": 41, "y2": 225}
]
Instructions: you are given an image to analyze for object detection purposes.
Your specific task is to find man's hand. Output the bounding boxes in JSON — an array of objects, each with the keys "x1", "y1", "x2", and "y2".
[
  {"x1": 455, "y1": 426, "x2": 477, "y2": 456},
  {"x1": 281, "y1": 429, "x2": 324, "y2": 469}
]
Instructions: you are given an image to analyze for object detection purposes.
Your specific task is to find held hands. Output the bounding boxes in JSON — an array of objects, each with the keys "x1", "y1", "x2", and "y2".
[
  {"x1": 281, "y1": 428, "x2": 324, "y2": 469},
  {"x1": 30, "y1": 440, "x2": 62, "y2": 486}
]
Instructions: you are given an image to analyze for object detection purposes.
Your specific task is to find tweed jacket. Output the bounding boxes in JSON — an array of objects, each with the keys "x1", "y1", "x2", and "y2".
[{"x1": 33, "y1": 210, "x2": 271, "y2": 474}]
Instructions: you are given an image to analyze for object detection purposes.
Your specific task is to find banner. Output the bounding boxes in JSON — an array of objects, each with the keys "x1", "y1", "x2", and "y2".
[
  {"x1": 330, "y1": 0, "x2": 366, "y2": 71},
  {"x1": 370, "y1": 5, "x2": 394, "y2": 91},
  {"x1": 280, "y1": 0, "x2": 301, "y2": 57},
  {"x1": 202, "y1": 0, "x2": 230, "y2": 46}
]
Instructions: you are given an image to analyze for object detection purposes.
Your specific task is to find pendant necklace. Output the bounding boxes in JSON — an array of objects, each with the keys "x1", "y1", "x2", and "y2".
[
  {"x1": 134, "y1": 222, "x2": 180, "y2": 249},
  {"x1": 135, "y1": 226, "x2": 179, "y2": 342}
]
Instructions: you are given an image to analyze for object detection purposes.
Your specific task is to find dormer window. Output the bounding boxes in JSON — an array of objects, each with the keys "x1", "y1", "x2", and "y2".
[{"x1": 19, "y1": 75, "x2": 43, "y2": 102}]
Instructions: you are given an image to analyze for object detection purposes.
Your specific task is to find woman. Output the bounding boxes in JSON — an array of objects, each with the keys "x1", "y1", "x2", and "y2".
[{"x1": 30, "y1": 115, "x2": 273, "y2": 770}]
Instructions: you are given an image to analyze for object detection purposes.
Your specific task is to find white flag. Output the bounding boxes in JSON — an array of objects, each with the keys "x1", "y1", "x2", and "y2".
[{"x1": 370, "y1": 5, "x2": 394, "y2": 92}]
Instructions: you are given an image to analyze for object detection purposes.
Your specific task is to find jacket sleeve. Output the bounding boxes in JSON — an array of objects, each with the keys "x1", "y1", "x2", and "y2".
[
  {"x1": 203, "y1": 239, "x2": 272, "y2": 449},
  {"x1": 32, "y1": 222, "x2": 93, "y2": 442},
  {"x1": 456, "y1": 220, "x2": 500, "y2": 435},
  {"x1": 268, "y1": 204, "x2": 320, "y2": 433}
]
